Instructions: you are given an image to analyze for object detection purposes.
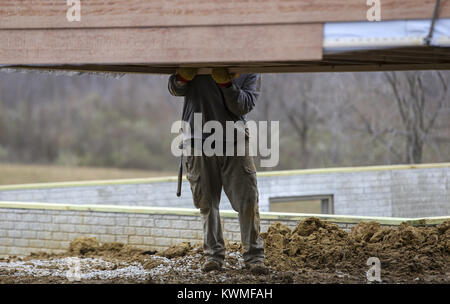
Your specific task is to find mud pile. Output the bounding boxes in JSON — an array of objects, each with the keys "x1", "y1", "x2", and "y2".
[
  {"x1": 261, "y1": 217, "x2": 450, "y2": 278},
  {"x1": 2, "y1": 219, "x2": 448, "y2": 283}
]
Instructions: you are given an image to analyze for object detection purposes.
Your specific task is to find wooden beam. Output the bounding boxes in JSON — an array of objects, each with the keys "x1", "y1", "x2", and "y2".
[
  {"x1": 231, "y1": 63, "x2": 450, "y2": 73},
  {"x1": 1, "y1": 0, "x2": 449, "y2": 29},
  {"x1": 4, "y1": 62, "x2": 450, "y2": 75},
  {"x1": 0, "y1": 24, "x2": 323, "y2": 64}
]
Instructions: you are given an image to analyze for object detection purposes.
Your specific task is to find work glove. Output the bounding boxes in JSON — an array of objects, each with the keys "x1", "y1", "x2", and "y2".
[
  {"x1": 176, "y1": 67, "x2": 198, "y2": 83},
  {"x1": 211, "y1": 68, "x2": 238, "y2": 87}
]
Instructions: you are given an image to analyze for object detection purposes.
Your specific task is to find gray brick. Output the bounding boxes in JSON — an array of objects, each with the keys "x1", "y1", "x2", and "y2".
[
  {"x1": 171, "y1": 220, "x2": 188, "y2": 229},
  {"x1": 83, "y1": 217, "x2": 99, "y2": 225},
  {"x1": 223, "y1": 232, "x2": 233, "y2": 241},
  {"x1": 124, "y1": 227, "x2": 136, "y2": 235},
  {"x1": 224, "y1": 223, "x2": 240, "y2": 233},
  {"x1": 232, "y1": 233, "x2": 241, "y2": 242},
  {"x1": 155, "y1": 219, "x2": 171, "y2": 228},
  {"x1": 67, "y1": 216, "x2": 83, "y2": 224},
  {"x1": 143, "y1": 236, "x2": 155, "y2": 245},
  {"x1": 6, "y1": 213, "x2": 20, "y2": 221},
  {"x1": 151, "y1": 228, "x2": 164, "y2": 237},
  {"x1": 0, "y1": 238, "x2": 12, "y2": 246},
  {"x1": 53, "y1": 215, "x2": 68, "y2": 224},
  {"x1": 0, "y1": 221, "x2": 14, "y2": 229},
  {"x1": 129, "y1": 218, "x2": 145, "y2": 227},
  {"x1": 75, "y1": 225, "x2": 91, "y2": 234},
  {"x1": 68, "y1": 233, "x2": 81, "y2": 240},
  {"x1": 170, "y1": 238, "x2": 188, "y2": 245},
  {"x1": 153, "y1": 237, "x2": 171, "y2": 247},
  {"x1": 129, "y1": 236, "x2": 143, "y2": 245},
  {"x1": 30, "y1": 239, "x2": 45, "y2": 248},
  {"x1": 45, "y1": 240, "x2": 63, "y2": 249},
  {"x1": 22, "y1": 231, "x2": 37, "y2": 239},
  {"x1": 106, "y1": 226, "x2": 124, "y2": 235},
  {"x1": 7, "y1": 230, "x2": 21, "y2": 238},
  {"x1": 44, "y1": 223, "x2": 60, "y2": 232},
  {"x1": 98, "y1": 235, "x2": 115, "y2": 243},
  {"x1": 182, "y1": 230, "x2": 201, "y2": 239},
  {"x1": 36, "y1": 231, "x2": 53, "y2": 240},
  {"x1": 115, "y1": 236, "x2": 129, "y2": 243},
  {"x1": 22, "y1": 214, "x2": 37, "y2": 222},
  {"x1": 115, "y1": 217, "x2": 129, "y2": 226},
  {"x1": 161, "y1": 215, "x2": 180, "y2": 220},
  {"x1": 188, "y1": 221, "x2": 202, "y2": 230},
  {"x1": 178, "y1": 216, "x2": 198, "y2": 221},
  {"x1": 60, "y1": 224, "x2": 76, "y2": 233},
  {"x1": 52, "y1": 232, "x2": 69, "y2": 241},
  {"x1": 36, "y1": 215, "x2": 52, "y2": 223},
  {"x1": 163, "y1": 229, "x2": 180, "y2": 238},
  {"x1": 142, "y1": 218, "x2": 155, "y2": 227},
  {"x1": 98, "y1": 217, "x2": 115, "y2": 226},
  {"x1": 92, "y1": 226, "x2": 107, "y2": 234},
  {"x1": 13, "y1": 239, "x2": 29, "y2": 247},
  {"x1": 14, "y1": 222, "x2": 30, "y2": 230},
  {"x1": 0, "y1": 246, "x2": 8, "y2": 255},
  {"x1": 8, "y1": 247, "x2": 30, "y2": 256}
]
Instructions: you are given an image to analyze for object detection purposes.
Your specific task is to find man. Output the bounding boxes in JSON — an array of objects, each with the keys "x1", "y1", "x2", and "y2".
[{"x1": 168, "y1": 68, "x2": 267, "y2": 274}]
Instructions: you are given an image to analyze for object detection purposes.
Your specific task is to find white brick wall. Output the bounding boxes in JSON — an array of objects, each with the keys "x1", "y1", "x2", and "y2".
[
  {"x1": 1, "y1": 204, "x2": 447, "y2": 257},
  {"x1": 0, "y1": 165, "x2": 448, "y2": 218},
  {"x1": 0, "y1": 206, "x2": 371, "y2": 256}
]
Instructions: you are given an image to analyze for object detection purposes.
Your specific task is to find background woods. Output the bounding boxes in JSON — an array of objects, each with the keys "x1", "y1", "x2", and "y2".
[{"x1": 0, "y1": 71, "x2": 448, "y2": 173}]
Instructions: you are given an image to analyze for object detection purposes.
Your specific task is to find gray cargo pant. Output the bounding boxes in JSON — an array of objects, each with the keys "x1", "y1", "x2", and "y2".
[{"x1": 185, "y1": 140, "x2": 264, "y2": 264}]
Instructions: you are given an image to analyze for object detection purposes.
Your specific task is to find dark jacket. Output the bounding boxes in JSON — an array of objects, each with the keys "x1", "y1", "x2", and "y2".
[{"x1": 168, "y1": 73, "x2": 261, "y2": 141}]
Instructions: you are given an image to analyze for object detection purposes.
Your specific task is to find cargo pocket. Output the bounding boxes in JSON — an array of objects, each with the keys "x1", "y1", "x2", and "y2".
[
  {"x1": 187, "y1": 172, "x2": 203, "y2": 209},
  {"x1": 242, "y1": 159, "x2": 259, "y2": 201},
  {"x1": 186, "y1": 157, "x2": 203, "y2": 209},
  {"x1": 242, "y1": 156, "x2": 257, "y2": 176},
  {"x1": 243, "y1": 165, "x2": 256, "y2": 175}
]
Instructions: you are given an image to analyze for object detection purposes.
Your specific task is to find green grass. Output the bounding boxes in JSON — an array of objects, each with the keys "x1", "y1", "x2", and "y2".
[{"x1": 0, "y1": 163, "x2": 175, "y2": 185}]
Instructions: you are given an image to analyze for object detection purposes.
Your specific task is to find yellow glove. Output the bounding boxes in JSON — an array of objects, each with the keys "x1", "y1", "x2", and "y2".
[
  {"x1": 176, "y1": 67, "x2": 198, "y2": 82},
  {"x1": 211, "y1": 68, "x2": 238, "y2": 86}
]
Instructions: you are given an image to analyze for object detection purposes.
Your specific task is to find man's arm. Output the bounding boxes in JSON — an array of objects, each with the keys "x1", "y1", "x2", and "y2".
[
  {"x1": 168, "y1": 74, "x2": 189, "y2": 97},
  {"x1": 220, "y1": 74, "x2": 261, "y2": 117},
  {"x1": 168, "y1": 68, "x2": 198, "y2": 97}
]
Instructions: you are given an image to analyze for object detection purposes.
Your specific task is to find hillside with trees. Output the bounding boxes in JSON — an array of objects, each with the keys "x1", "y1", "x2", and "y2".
[{"x1": 0, "y1": 70, "x2": 448, "y2": 174}]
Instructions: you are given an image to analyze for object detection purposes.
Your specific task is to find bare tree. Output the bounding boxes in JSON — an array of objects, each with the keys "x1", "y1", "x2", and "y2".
[
  {"x1": 384, "y1": 71, "x2": 448, "y2": 163},
  {"x1": 277, "y1": 75, "x2": 324, "y2": 168}
]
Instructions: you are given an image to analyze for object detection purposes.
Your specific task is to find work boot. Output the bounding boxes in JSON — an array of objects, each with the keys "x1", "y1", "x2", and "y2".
[
  {"x1": 245, "y1": 261, "x2": 269, "y2": 275},
  {"x1": 202, "y1": 259, "x2": 222, "y2": 272}
]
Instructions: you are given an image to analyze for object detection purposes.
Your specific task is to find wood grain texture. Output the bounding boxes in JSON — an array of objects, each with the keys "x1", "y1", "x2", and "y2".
[
  {"x1": 0, "y1": 24, "x2": 323, "y2": 64},
  {"x1": 1, "y1": 0, "x2": 449, "y2": 29},
  {"x1": 3, "y1": 46, "x2": 449, "y2": 74}
]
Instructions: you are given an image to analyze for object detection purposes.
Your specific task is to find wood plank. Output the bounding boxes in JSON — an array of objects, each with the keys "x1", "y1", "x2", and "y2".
[
  {"x1": 4, "y1": 61, "x2": 450, "y2": 75},
  {"x1": 1, "y1": 0, "x2": 449, "y2": 29},
  {"x1": 227, "y1": 63, "x2": 450, "y2": 73},
  {"x1": 0, "y1": 24, "x2": 323, "y2": 64}
]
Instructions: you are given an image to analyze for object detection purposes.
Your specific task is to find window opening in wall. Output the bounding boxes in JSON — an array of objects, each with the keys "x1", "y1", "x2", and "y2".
[{"x1": 269, "y1": 195, "x2": 334, "y2": 214}]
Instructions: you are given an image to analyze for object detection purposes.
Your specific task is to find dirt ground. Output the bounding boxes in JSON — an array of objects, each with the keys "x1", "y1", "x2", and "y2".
[{"x1": 0, "y1": 218, "x2": 448, "y2": 284}]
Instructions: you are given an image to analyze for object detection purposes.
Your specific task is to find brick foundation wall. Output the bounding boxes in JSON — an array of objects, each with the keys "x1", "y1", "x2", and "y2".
[
  {"x1": 0, "y1": 202, "x2": 447, "y2": 257},
  {"x1": 0, "y1": 163, "x2": 448, "y2": 218}
]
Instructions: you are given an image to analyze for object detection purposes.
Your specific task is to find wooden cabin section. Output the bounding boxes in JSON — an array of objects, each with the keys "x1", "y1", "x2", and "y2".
[
  {"x1": 0, "y1": 0, "x2": 449, "y2": 73},
  {"x1": 2, "y1": 0, "x2": 450, "y2": 28},
  {"x1": 0, "y1": 24, "x2": 323, "y2": 64}
]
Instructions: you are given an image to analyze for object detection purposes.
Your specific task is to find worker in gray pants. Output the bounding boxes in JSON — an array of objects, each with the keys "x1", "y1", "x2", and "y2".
[{"x1": 168, "y1": 68, "x2": 267, "y2": 274}]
